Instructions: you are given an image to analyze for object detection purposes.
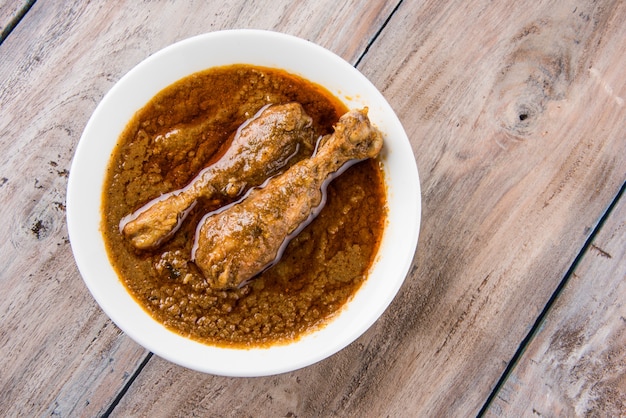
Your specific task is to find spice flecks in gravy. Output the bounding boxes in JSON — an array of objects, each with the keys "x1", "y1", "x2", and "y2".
[{"x1": 101, "y1": 64, "x2": 386, "y2": 348}]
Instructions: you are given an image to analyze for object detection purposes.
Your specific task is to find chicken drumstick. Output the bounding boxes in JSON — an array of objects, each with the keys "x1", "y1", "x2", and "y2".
[
  {"x1": 192, "y1": 108, "x2": 383, "y2": 289},
  {"x1": 120, "y1": 102, "x2": 316, "y2": 250}
]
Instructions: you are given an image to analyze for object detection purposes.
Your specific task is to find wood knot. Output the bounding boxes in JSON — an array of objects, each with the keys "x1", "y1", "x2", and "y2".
[{"x1": 489, "y1": 19, "x2": 572, "y2": 139}]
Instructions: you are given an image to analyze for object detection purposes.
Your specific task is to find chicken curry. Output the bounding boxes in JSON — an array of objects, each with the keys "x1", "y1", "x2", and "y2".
[{"x1": 102, "y1": 64, "x2": 387, "y2": 347}]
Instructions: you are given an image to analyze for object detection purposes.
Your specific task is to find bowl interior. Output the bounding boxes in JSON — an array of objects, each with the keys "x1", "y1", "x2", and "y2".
[{"x1": 67, "y1": 29, "x2": 420, "y2": 376}]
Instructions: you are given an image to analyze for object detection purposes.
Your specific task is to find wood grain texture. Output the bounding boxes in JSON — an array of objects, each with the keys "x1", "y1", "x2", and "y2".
[
  {"x1": 1, "y1": 0, "x2": 625, "y2": 416},
  {"x1": 0, "y1": 0, "x2": 399, "y2": 416},
  {"x1": 110, "y1": 0, "x2": 626, "y2": 417},
  {"x1": 486, "y1": 189, "x2": 626, "y2": 417},
  {"x1": 346, "y1": 1, "x2": 626, "y2": 415}
]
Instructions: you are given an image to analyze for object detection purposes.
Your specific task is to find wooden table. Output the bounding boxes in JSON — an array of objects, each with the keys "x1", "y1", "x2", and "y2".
[{"x1": 1, "y1": 1, "x2": 624, "y2": 416}]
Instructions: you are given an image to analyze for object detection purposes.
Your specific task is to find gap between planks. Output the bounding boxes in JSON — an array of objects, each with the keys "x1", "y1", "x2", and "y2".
[
  {"x1": 477, "y1": 179, "x2": 626, "y2": 417},
  {"x1": 101, "y1": 353, "x2": 153, "y2": 418},
  {"x1": 354, "y1": 0, "x2": 404, "y2": 68},
  {"x1": 0, "y1": 0, "x2": 37, "y2": 45}
]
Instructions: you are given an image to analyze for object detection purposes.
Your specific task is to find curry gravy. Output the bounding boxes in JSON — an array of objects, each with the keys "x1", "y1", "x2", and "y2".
[{"x1": 101, "y1": 65, "x2": 387, "y2": 347}]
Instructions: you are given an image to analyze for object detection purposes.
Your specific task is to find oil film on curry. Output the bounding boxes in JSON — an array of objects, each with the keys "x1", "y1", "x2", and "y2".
[{"x1": 101, "y1": 64, "x2": 388, "y2": 348}]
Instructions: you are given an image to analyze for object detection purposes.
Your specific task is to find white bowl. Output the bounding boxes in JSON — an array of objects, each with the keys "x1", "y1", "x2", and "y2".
[{"x1": 67, "y1": 29, "x2": 420, "y2": 377}]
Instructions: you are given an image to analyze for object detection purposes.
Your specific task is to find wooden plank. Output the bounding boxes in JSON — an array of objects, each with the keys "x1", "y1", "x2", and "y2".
[
  {"x1": 109, "y1": 0, "x2": 626, "y2": 416},
  {"x1": 0, "y1": 0, "x2": 399, "y2": 416},
  {"x1": 486, "y1": 189, "x2": 626, "y2": 416}
]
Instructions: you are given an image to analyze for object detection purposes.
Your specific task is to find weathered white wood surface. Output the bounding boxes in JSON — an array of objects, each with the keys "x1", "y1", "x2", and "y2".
[
  {"x1": 486, "y1": 189, "x2": 626, "y2": 417},
  {"x1": 0, "y1": 0, "x2": 624, "y2": 416}
]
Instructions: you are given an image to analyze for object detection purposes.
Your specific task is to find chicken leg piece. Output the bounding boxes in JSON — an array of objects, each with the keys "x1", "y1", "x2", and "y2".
[
  {"x1": 120, "y1": 103, "x2": 315, "y2": 250},
  {"x1": 192, "y1": 108, "x2": 383, "y2": 289}
]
